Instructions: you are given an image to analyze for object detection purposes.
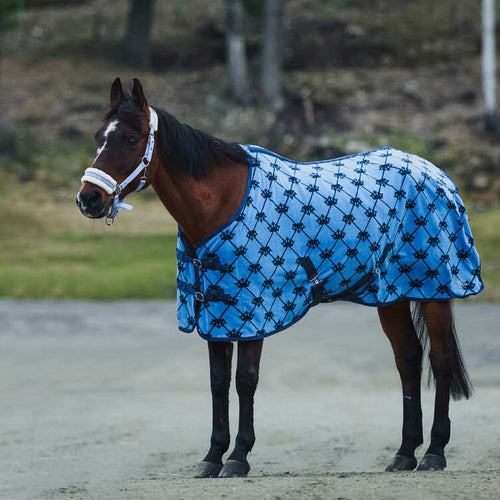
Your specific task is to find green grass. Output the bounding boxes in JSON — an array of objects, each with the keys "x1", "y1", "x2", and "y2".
[
  {"x1": 0, "y1": 231, "x2": 178, "y2": 300},
  {"x1": 467, "y1": 209, "x2": 500, "y2": 302},
  {"x1": 0, "y1": 174, "x2": 498, "y2": 301},
  {"x1": 1, "y1": 135, "x2": 95, "y2": 186}
]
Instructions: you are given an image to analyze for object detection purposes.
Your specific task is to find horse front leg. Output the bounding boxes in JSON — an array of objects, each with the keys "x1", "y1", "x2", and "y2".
[
  {"x1": 196, "y1": 341, "x2": 233, "y2": 478},
  {"x1": 378, "y1": 301, "x2": 423, "y2": 471},
  {"x1": 219, "y1": 338, "x2": 263, "y2": 478}
]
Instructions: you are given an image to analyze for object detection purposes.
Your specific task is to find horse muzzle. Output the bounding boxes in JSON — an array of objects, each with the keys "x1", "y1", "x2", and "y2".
[{"x1": 76, "y1": 187, "x2": 112, "y2": 219}]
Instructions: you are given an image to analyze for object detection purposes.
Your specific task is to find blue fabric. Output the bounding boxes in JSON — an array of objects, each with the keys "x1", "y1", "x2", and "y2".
[{"x1": 176, "y1": 146, "x2": 483, "y2": 341}]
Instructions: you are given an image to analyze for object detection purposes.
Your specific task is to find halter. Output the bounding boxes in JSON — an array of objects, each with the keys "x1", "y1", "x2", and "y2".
[{"x1": 81, "y1": 106, "x2": 159, "y2": 225}]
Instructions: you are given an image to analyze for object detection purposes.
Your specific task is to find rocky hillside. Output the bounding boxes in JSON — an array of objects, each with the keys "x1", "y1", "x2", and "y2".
[{"x1": 0, "y1": 0, "x2": 499, "y2": 204}]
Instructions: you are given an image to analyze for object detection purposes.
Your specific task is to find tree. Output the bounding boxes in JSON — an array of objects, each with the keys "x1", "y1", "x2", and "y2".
[
  {"x1": 260, "y1": 0, "x2": 285, "y2": 110},
  {"x1": 481, "y1": 0, "x2": 498, "y2": 132},
  {"x1": 225, "y1": 0, "x2": 250, "y2": 102},
  {"x1": 123, "y1": 0, "x2": 154, "y2": 68}
]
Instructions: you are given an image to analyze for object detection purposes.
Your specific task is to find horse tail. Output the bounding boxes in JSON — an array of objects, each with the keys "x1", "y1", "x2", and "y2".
[{"x1": 411, "y1": 302, "x2": 473, "y2": 401}]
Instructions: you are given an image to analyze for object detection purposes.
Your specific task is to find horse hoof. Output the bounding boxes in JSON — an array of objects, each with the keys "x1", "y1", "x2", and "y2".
[
  {"x1": 218, "y1": 459, "x2": 250, "y2": 478},
  {"x1": 195, "y1": 461, "x2": 223, "y2": 478},
  {"x1": 385, "y1": 454, "x2": 417, "y2": 472},
  {"x1": 416, "y1": 454, "x2": 446, "y2": 471}
]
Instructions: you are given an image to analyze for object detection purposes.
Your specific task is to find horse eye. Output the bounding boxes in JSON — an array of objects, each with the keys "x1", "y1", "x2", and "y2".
[{"x1": 127, "y1": 136, "x2": 138, "y2": 147}]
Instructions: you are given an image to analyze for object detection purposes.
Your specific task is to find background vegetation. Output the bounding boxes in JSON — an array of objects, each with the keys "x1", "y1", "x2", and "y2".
[{"x1": 0, "y1": 0, "x2": 498, "y2": 300}]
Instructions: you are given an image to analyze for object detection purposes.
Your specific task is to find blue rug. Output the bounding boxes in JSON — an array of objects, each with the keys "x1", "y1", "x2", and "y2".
[{"x1": 176, "y1": 146, "x2": 483, "y2": 341}]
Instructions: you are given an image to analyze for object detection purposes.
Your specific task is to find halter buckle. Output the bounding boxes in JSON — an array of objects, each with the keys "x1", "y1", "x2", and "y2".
[{"x1": 105, "y1": 216, "x2": 114, "y2": 226}]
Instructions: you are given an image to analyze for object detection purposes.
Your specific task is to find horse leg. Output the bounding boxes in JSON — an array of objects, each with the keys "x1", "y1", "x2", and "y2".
[
  {"x1": 378, "y1": 301, "x2": 423, "y2": 472},
  {"x1": 417, "y1": 300, "x2": 472, "y2": 471},
  {"x1": 196, "y1": 341, "x2": 233, "y2": 478},
  {"x1": 219, "y1": 338, "x2": 263, "y2": 478}
]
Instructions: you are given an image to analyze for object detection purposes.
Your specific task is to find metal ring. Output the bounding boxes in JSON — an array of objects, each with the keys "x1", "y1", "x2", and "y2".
[
  {"x1": 194, "y1": 291, "x2": 205, "y2": 302},
  {"x1": 192, "y1": 259, "x2": 202, "y2": 269}
]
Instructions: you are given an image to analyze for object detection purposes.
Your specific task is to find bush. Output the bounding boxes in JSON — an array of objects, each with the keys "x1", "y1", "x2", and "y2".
[{"x1": 0, "y1": 1, "x2": 17, "y2": 32}]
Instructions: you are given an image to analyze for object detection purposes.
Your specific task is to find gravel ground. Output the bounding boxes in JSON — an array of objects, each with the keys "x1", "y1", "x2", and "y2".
[{"x1": 1, "y1": 300, "x2": 499, "y2": 499}]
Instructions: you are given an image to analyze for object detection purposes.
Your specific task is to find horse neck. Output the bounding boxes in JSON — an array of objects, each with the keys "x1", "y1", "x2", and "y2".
[{"x1": 150, "y1": 158, "x2": 249, "y2": 247}]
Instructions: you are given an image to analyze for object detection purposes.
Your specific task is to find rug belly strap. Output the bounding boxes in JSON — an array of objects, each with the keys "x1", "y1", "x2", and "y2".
[{"x1": 299, "y1": 257, "x2": 324, "y2": 306}]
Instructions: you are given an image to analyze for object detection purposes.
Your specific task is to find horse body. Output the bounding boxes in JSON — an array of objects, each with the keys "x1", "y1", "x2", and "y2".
[
  {"x1": 177, "y1": 145, "x2": 482, "y2": 341},
  {"x1": 77, "y1": 78, "x2": 482, "y2": 477}
]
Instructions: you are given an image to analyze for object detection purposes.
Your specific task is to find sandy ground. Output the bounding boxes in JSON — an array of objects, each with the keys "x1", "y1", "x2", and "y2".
[{"x1": 1, "y1": 300, "x2": 499, "y2": 500}]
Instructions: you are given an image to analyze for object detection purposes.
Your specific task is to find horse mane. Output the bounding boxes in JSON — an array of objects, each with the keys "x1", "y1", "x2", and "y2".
[{"x1": 106, "y1": 97, "x2": 249, "y2": 179}]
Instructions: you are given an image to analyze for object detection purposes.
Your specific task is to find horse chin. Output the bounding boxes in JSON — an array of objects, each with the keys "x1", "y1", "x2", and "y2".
[
  {"x1": 83, "y1": 210, "x2": 107, "y2": 219},
  {"x1": 91, "y1": 196, "x2": 113, "y2": 219}
]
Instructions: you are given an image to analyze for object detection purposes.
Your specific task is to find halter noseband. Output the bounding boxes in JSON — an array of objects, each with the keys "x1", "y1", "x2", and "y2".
[{"x1": 81, "y1": 106, "x2": 159, "y2": 225}]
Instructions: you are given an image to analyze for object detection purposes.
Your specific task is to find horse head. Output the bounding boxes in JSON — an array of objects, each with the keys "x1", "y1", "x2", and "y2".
[{"x1": 77, "y1": 78, "x2": 158, "y2": 223}]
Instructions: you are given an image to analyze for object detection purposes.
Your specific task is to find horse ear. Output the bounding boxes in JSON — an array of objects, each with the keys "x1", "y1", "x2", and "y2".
[
  {"x1": 110, "y1": 77, "x2": 125, "y2": 107},
  {"x1": 131, "y1": 78, "x2": 148, "y2": 110}
]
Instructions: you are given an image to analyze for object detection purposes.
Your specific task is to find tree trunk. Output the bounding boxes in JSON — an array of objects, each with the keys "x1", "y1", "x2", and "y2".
[
  {"x1": 123, "y1": 0, "x2": 154, "y2": 68},
  {"x1": 482, "y1": 0, "x2": 498, "y2": 131},
  {"x1": 225, "y1": 0, "x2": 250, "y2": 103},
  {"x1": 261, "y1": 0, "x2": 285, "y2": 110}
]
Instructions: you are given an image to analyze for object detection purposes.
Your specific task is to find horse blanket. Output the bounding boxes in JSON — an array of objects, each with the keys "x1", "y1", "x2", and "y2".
[{"x1": 176, "y1": 145, "x2": 483, "y2": 341}]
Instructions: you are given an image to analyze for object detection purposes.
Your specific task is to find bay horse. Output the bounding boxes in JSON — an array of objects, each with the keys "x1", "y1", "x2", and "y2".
[{"x1": 77, "y1": 78, "x2": 483, "y2": 477}]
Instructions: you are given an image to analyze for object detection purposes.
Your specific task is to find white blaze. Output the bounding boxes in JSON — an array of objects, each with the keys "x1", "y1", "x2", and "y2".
[{"x1": 95, "y1": 119, "x2": 119, "y2": 161}]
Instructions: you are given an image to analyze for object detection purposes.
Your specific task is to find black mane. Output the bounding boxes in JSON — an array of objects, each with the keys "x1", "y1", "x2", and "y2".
[{"x1": 107, "y1": 97, "x2": 249, "y2": 179}]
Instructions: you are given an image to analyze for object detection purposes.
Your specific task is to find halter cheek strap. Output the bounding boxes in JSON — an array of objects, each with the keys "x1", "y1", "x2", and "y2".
[{"x1": 81, "y1": 106, "x2": 159, "y2": 224}]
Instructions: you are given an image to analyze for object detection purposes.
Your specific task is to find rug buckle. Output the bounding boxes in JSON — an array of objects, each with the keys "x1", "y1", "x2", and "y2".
[{"x1": 310, "y1": 273, "x2": 322, "y2": 286}]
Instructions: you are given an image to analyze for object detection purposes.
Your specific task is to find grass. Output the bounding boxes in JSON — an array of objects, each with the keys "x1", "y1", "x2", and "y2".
[
  {"x1": 0, "y1": 173, "x2": 498, "y2": 301},
  {"x1": 1, "y1": 231, "x2": 178, "y2": 300},
  {"x1": 1, "y1": 135, "x2": 95, "y2": 186},
  {"x1": 467, "y1": 209, "x2": 500, "y2": 302},
  {"x1": 0, "y1": 174, "x2": 178, "y2": 300}
]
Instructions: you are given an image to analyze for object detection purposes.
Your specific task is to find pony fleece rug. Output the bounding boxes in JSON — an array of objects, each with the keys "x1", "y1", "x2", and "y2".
[{"x1": 176, "y1": 146, "x2": 483, "y2": 341}]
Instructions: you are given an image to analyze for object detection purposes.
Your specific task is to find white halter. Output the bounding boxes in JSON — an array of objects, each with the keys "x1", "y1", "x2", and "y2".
[{"x1": 81, "y1": 106, "x2": 158, "y2": 224}]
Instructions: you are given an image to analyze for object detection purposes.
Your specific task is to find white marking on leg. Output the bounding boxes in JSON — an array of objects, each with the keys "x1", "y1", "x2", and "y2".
[{"x1": 94, "y1": 119, "x2": 119, "y2": 161}]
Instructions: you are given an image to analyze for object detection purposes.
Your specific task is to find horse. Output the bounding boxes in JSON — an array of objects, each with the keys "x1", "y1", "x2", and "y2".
[{"x1": 77, "y1": 78, "x2": 483, "y2": 478}]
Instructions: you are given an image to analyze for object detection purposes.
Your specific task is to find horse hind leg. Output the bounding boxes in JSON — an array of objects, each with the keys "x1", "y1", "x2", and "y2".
[
  {"x1": 378, "y1": 301, "x2": 423, "y2": 472},
  {"x1": 219, "y1": 338, "x2": 263, "y2": 478},
  {"x1": 417, "y1": 300, "x2": 472, "y2": 471}
]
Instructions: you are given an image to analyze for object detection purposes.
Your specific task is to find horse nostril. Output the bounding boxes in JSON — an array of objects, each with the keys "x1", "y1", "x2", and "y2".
[
  {"x1": 90, "y1": 190, "x2": 102, "y2": 207},
  {"x1": 82, "y1": 189, "x2": 103, "y2": 209}
]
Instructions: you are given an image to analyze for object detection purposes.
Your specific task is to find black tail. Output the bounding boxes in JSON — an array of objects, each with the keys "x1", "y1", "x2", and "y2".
[{"x1": 411, "y1": 302, "x2": 473, "y2": 400}]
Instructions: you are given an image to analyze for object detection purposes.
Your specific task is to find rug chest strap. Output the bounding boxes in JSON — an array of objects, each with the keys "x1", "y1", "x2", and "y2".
[
  {"x1": 177, "y1": 280, "x2": 233, "y2": 303},
  {"x1": 299, "y1": 257, "x2": 324, "y2": 306},
  {"x1": 176, "y1": 250, "x2": 233, "y2": 272}
]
